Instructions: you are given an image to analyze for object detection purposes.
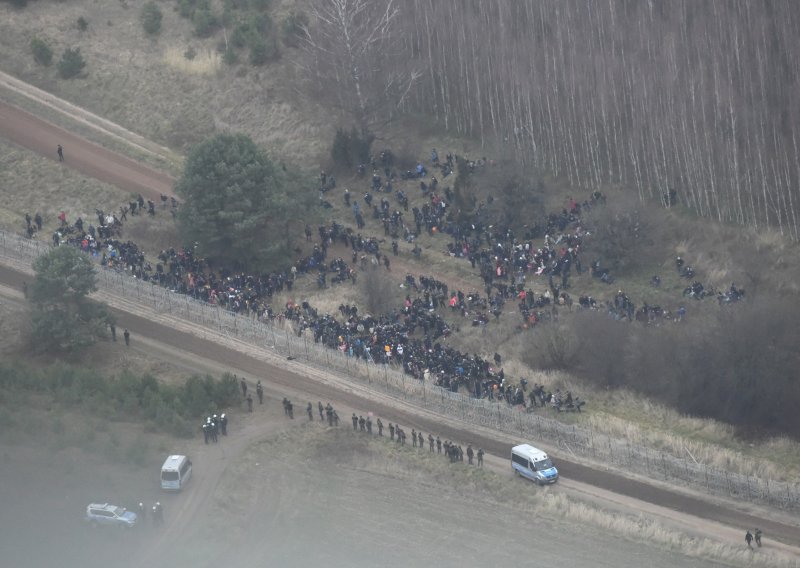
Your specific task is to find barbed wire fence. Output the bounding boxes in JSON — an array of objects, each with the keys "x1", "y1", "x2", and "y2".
[{"x1": 1, "y1": 229, "x2": 798, "y2": 511}]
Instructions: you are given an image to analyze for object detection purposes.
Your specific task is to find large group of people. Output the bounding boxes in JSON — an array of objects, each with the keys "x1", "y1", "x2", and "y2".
[{"x1": 20, "y1": 146, "x2": 749, "y2": 412}]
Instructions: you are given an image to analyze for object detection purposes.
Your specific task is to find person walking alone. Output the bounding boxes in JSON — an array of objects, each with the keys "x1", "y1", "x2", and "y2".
[
  {"x1": 123, "y1": 329, "x2": 130, "y2": 347},
  {"x1": 57, "y1": 144, "x2": 64, "y2": 162}
]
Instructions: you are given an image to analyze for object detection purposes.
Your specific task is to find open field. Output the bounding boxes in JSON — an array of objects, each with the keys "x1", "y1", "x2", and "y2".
[{"x1": 0, "y1": 414, "x2": 741, "y2": 568}]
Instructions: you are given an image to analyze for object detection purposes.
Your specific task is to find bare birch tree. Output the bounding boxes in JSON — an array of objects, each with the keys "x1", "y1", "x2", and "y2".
[{"x1": 299, "y1": 0, "x2": 421, "y2": 136}]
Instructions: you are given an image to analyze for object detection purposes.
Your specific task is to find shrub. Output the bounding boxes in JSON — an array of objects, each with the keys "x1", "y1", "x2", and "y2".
[
  {"x1": 193, "y1": 8, "x2": 217, "y2": 37},
  {"x1": 77, "y1": 17, "x2": 89, "y2": 31},
  {"x1": 141, "y1": 1, "x2": 163, "y2": 35},
  {"x1": 281, "y1": 11, "x2": 308, "y2": 47},
  {"x1": 30, "y1": 37, "x2": 53, "y2": 66},
  {"x1": 248, "y1": 37, "x2": 276, "y2": 65},
  {"x1": 57, "y1": 47, "x2": 87, "y2": 79},
  {"x1": 0, "y1": 363, "x2": 239, "y2": 439},
  {"x1": 223, "y1": 48, "x2": 239, "y2": 66}
]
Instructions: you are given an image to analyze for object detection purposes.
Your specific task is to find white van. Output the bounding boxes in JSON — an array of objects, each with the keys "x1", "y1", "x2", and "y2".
[
  {"x1": 161, "y1": 455, "x2": 192, "y2": 491},
  {"x1": 511, "y1": 444, "x2": 558, "y2": 485}
]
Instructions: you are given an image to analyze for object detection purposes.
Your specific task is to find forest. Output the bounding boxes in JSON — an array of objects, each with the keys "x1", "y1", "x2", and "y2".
[{"x1": 320, "y1": 0, "x2": 800, "y2": 237}]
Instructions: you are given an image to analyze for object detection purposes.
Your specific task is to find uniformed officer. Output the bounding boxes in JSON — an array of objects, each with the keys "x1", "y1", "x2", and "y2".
[
  {"x1": 467, "y1": 445, "x2": 474, "y2": 465},
  {"x1": 389, "y1": 422, "x2": 395, "y2": 440},
  {"x1": 256, "y1": 381, "x2": 264, "y2": 404},
  {"x1": 366, "y1": 416, "x2": 372, "y2": 434},
  {"x1": 359, "y1": 416, "x2": 366, "y2": 431},
  {"x1": 307, "y1": 402, "x2": 314, "y2": 421},
  {"x1": 246, "y1": 394, "x2": 253, "y2": 412},
  {"x1": 352, "y1": 413, "x2": 358, "y2": 430},
  {"x1": 286, "y1": 400, "x2": 294, "y2": 419},
  {"x1": 202, "y1": 421, "x2": 210, "y2": 444},
  {"x1": 318, "y1": 401, "x2": 325, "y2": 421},
  {"x1": 428, "y1": 434, "x2": 434, "y2": 452},
  {"x1": 411, "y1": 429, "x2": 417, "y2": 447},
  {"x1": 477, "y1": 448, "x2": 484, "y2": 466},
  {"x1": 220, "y1": 413, "x2": 228, "y2": 436},
  {"x1": 436, "y1": 437, "x2": 442, "y2": 454},
  {"x1": 376, "y1": 418, "x2": 383, "y2": 436}
]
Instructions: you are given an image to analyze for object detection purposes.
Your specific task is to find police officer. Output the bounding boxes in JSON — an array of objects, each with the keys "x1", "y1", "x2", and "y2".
[
  {"x1": 411, "y1": 429, "x2": 417, "y2": 447},
  {"x1": 152, "y1": 502, "x2": 163, "y2": 526},
  {"x1": 202, "y1": 421, "x2": 210, "y2": 444},
  {"x1": 123, "y1": 329, "x2": 130, "y2": 347},
  {"x1": 318, "y1": 401, "x2": 325, "y2": 421},
  {"x1": 428, "y1": 434, "x2": 434, "y2": 452},
  {"x1": 359, "y1": 416, "x2": 366, "y2": 431},
  {"x1": 307, "y1": 402, "x2": 314, "y2": 421},
  {"x1": 210, "y1": 416, "x2": 218, "y2": 443},
  {"x1": 246, "y1": 394, "x2": 253, "y2": 412},
  {"x1": 418, "y1": 432, "x2": 424, "y2": 449},
  {"x1": 376, "y1": 418, "x2": 383, "y2": 436},
  {"x1": 283, "y1": 397, "x2": 290, "y2": 415},
  {"x1": 138, "y1": 502, "x2": 147, "y2": 523},
  {"x1": 366, "y1": 416, "x2": 372, "y2": 434},
  {"x1": 467, "y1": 445, "x2": 474, "y2": 465},
  {"x1": 332, "y1": 411, "x2": 339, "y2": 426},
  {"x1": 256, "y1": 381, "x2": 264, "y2": 404},
  {"x1": 240, "y1": 377, "x2": 248, "y2": 398},
  {"x1": 286, "y1": 400, "x2": 294, "y2": 419},
  {"x1": 352, "y1": 413, "x2": 358, "y2": 431},
  {"x1": 219, "y1": 413, "x2": 228, "y2": 436},
  {"x1": 389, "y1": 422, "x2": 395, "y2": 440},
  {"x1": 477, "y1": 448, "x2": 484, "y2": 467}
]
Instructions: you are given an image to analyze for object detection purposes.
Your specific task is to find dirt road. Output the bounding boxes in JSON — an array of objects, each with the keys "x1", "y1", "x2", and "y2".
[
  {"x1": 0, "y1": 100, "x2": 174, "y2": 201},
  {"x1": 0, "y1": 263, "x2": 797, "y2": 555}
]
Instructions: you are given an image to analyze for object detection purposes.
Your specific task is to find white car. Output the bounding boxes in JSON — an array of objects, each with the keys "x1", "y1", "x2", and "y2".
[{"x1": 85, "y1": 503, "x2": 138, "y2": 528}]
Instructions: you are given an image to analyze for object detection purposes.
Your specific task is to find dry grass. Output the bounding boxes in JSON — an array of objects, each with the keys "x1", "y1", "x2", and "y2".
[
  {"x1": 0, "y1": 138, "x2": 127, "y2": 233},
  {"x1": 162, "y1": 46, "x2": 221, "y2": 75},
  {"x1": 303, "y1": 429, "x2": 795, "y2": 568},
  {"x1": 537, "y1": 492, "x2": 795, "y2": 568}
]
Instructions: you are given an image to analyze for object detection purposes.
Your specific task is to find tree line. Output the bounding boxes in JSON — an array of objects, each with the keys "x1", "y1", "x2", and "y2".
[
  {"x1": 300, "y1": 1, "x2": 800, "y2": 239},
  {"x1": 398, "y1": 1, "x2": 800, "y2": 238},
  {"x1": 523, "y1": 297, "x2": 800, "y2": 438}
]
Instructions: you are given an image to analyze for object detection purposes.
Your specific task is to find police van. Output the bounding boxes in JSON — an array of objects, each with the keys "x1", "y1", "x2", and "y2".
[
  {"x1": 161, "y1": 455, "x2": 192, "y2": 491},
  {"x1": 511, "y1": 444, "x2": 558, "y2": 485}
]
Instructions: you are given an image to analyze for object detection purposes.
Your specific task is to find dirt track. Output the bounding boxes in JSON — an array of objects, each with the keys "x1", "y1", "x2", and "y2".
[
  {"x1": 0, "y1": 100, "x2": 174, "y2": 201},
  {"x1": 0, "y1": 263, "x2": 797, "y2": 553}
]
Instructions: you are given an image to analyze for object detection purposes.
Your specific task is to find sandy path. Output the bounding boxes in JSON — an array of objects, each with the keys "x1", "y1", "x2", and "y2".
[{"x1": 0, "y1": 100, "x2": 175, "y2": 201}]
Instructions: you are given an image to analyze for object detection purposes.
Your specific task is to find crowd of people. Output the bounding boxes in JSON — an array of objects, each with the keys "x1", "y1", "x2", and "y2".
[{"x1": 20, "y1": 146, "x2": 749, "y2": 411}]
